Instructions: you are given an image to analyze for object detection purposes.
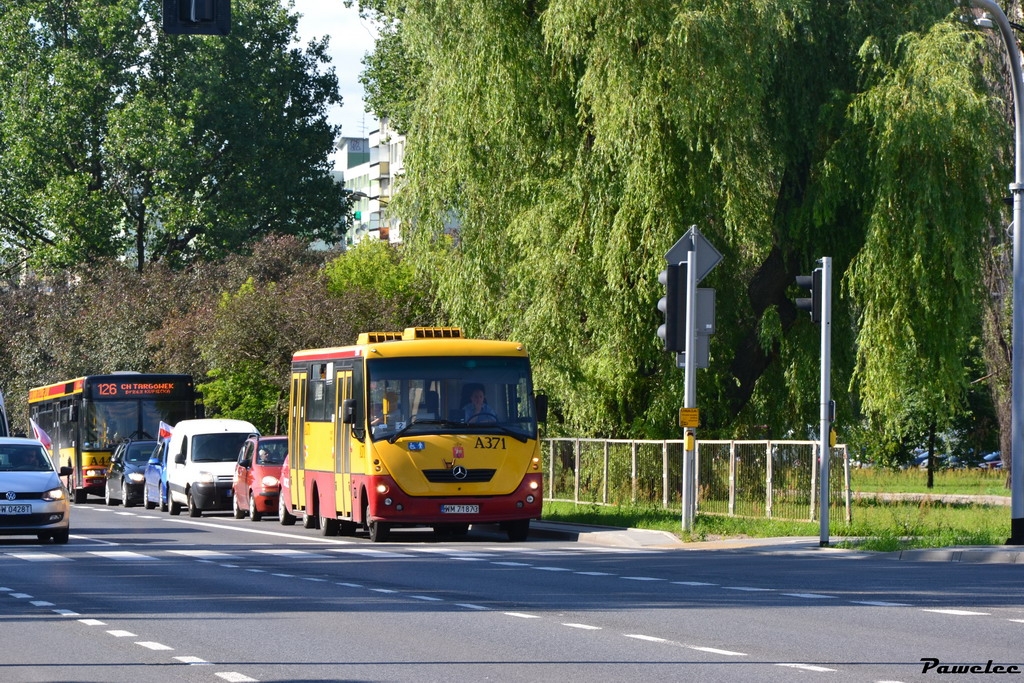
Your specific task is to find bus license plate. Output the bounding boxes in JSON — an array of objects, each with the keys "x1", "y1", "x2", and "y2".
[
  {"x1": 0, "y1": 504, "x2": 32, "y2": 515},
  {"x1": 441, "y1": 504, "x2": 479, "y2": 514}
]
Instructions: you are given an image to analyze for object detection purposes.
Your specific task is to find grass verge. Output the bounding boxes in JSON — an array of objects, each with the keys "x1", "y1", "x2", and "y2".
[{"x1": 541, "y1": 498, "x2": 1012, "y2": 550}]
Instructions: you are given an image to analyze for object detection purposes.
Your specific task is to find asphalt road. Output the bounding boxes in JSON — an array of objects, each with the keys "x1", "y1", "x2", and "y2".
[{"x1": 1, "y1": 504, "x2": 1021, "y2": 682}]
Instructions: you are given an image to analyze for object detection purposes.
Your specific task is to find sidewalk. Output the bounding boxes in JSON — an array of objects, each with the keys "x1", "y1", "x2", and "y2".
[{"x1": 525, "y1": 521, "x2": 1024, "y2": 563}]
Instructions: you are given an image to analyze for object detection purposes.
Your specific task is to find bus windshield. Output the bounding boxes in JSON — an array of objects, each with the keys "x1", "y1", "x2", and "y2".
[
  {"x1": 83, "y1": 399, "x2": 195, "y2": 450},
  {"x1": 366, "y1": 356, "x2": 537, "y2": 441}
]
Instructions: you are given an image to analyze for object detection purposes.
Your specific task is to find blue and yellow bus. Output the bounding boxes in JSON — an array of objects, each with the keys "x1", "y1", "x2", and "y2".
[{"x1": 282, "y1": 327, "x2": 547, "y2": 542}]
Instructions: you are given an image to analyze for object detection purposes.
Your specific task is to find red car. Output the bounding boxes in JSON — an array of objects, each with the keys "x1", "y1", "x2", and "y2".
[{"x1": 232, "y1": 436, "x2": 287, "y2": 521}]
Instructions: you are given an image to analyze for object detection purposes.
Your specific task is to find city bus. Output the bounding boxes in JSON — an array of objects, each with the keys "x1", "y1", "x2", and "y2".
[
  {"x1": 281, "y1": 327, "x2": 547, "y2": 542},
  {"x1": 28, "y1": 373, "x2": 202, "y2": 503}
]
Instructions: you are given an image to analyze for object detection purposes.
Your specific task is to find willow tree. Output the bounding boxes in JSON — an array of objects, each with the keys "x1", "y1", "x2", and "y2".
[{"x1": 360, "y1": 0, "x2": 1005, "y2": 445}]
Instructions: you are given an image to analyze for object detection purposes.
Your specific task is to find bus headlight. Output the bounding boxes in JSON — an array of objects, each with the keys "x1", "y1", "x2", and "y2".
[
  {"x1": 376, "y1": 483, "x2": 389, "y2": 494},
  {"x1": 528, "y1": 480, "x2": 539, "y2": 490}
]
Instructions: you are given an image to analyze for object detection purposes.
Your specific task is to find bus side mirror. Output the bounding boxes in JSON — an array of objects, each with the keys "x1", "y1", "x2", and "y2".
[
  {"x1": 535, "y1": 394, "x2": 548, "y2": 423},
  {"x1": 342, "y1": 398, "x2": 356, "y2": 424}
]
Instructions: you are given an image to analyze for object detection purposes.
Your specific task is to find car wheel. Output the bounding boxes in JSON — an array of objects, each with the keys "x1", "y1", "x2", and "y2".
[
  {"x1": 122, "y1": 481, "x2": 133, "y2": 508},
  {"x1": 187, "y1": 492, "x2": 202, "y2": 518},
  {"x1": 232, "y1": 492, "x2": 245, "y2": 519},
  {"x1": 105, "y1": 483, "x2": 116, "y2": 506},
  {"x1": 52, "y1": 530, "x2": 70, "y2": 544},
  {"x1": 249, "y1": 493, "x2": 262, "y2": 522},
  {"x1": 278, "y1": 494, "x2": 296, "y2": 526},
  {"x1": 73, "y1": 488, "x2": 88, "y2": 504},
  {"x1": 159, "y1": 486, "x2": 168, "y2": 513},
  {"x1": 143, "y1": 487, "x2": 156, "y2": 510}
]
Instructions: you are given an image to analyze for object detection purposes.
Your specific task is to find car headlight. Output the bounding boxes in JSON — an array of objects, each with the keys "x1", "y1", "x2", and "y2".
[
  {"x1": 128, "y1": 472, "x2": 145, "y2": 483},
  {"x1": 42, "y1": 487, "x2": 66, "y2": 502},
  {"x1": 261, "y1": 476, "x2": 279, "y2": 488},
  {"x1": 197, "y1": 471, "x2": 216, "y2": 484}
]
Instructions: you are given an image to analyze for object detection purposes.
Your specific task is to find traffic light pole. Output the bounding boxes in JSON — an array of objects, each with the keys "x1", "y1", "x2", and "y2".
[
  {"x1": 681, "y1": 245, "x2": 698, "y2": 531},
  {"x1": 818, "y1": 257, "x2": 832, "y2": 546}
]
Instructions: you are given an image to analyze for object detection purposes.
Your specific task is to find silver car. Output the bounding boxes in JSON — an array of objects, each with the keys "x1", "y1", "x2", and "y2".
[{"x1": 0, "y1": 437, "x2": 72, "y2": 544}]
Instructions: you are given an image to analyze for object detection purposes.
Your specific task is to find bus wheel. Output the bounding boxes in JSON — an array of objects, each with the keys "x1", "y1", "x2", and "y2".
[
  {"x1": 505, "y1": 519, "x2": 530, "y2": 542},
  {"x1": 339, "y1": 521, "x2": 359, "y2": 537},
  {"x1": 320, "y1": 516, "x2": 339, "y2": 536},
  {"x1": 187, "y1": 493, "x2": 202, "y2": 518},
  {"x1": 367, "y1": 519, "x2": 390, "y2": 543},
  {"x1": 302, "y1": 510, "x2": 317, "y2": 529},
  {"x1": 73, "y1": 488, "x2": 87, "y2": 504}
]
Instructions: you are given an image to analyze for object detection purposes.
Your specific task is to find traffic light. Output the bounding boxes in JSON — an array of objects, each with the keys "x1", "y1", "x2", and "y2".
[
  {"x1": 657, "y1": 264, "x2": 686, "y2": 352},
  {"x1": 163, "y1": 0, "x2": 231, "y2": 35},
  {"x1": 795, "y1": 268, "x2": 822, "y2": 324},
  {"x1": 353, "y1": 210, "x2": 362, "y2": 220}
]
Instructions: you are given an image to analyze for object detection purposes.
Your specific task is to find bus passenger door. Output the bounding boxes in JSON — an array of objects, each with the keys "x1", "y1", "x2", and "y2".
[
  {"x1": 290, "y1": 374, "x2": 307, "y2": 511},
  {"x1": 335, "y1": 369, "x2": 352, "y2": 516}
]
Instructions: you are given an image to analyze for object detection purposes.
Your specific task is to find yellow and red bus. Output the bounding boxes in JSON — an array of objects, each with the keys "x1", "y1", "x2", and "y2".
[
  {"x1": 281, "y1": 327, "x2": 547, "y2": 542},
  {"x1": 28, "y1": 373, "x2": 201, "y2": 503}
]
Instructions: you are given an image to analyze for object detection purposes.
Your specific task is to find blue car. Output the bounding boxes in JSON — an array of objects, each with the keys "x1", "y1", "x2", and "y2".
[{"x1": 143, "y1": 441, "x2": 170, "y2": 512}]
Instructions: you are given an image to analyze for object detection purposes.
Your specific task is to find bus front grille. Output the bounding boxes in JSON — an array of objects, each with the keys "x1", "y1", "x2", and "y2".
[{"x1": 421, "y1": 468, "x2": 496, "y2": 483}]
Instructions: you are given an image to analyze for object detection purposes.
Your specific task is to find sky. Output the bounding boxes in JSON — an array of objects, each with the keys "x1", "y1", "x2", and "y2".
[{"x1": 290, "y1": 1, "x2": 379, "y2": 140}]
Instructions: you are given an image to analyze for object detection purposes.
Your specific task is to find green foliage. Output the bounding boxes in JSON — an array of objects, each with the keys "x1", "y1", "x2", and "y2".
[
  {"x1": 358, "y1": 0, "x2": 1007, "y2": 457},
  {"x1": 324, "y1": 239, "x2": 418, "y2": 302},
  {"x1": 198, "y1": 363, "x2": 283, "y2": 434},
  {"x1": 0, "y1": 0, "x2": 345, "y2": 271}
]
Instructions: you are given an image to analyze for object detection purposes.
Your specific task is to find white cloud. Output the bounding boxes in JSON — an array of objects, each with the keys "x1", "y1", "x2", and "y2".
[{"x1": 290, "y1": 0, "x2": 379, "y2": 138}]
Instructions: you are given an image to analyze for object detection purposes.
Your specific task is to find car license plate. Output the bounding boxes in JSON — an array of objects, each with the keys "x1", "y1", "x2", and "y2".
[
  {"x1": 0, "y1": 504, "x2": 32, "y2": 515},
  {"x1": 441, "y1": 504, "x2": 479, "y2": 514}
]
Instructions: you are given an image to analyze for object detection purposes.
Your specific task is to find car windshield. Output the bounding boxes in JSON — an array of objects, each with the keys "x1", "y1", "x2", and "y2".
[
  {"x1": 192, "y1": 433, "x2": 252, "y2": 463},
  {"x1": 125, "y1": 442, "x2": 156, "y2": 464},
  {"x1": 256, "y1": 440, "x2": 287, "y2": 465},
  {"x1": 366, "y1": 356, "x2": 537, "y2": 442},
  {"x1": 0, "y1": 445, "x2": 53, "y2": 472}
]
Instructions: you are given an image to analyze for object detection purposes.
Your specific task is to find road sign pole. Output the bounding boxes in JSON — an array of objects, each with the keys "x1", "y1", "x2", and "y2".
[{"x1": 682, "y1": 245, "x2": 698, "y2": 531}]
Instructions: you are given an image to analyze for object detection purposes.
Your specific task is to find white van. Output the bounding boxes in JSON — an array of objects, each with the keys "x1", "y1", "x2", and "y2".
[{"x1": 165, "y1": 418, "x2": 258, "y2": 517}]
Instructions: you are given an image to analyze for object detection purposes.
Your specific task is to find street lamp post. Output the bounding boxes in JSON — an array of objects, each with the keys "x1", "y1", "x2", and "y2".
[{"x1": 969, "y1": 0, "x2": 1024, "y2": 544}]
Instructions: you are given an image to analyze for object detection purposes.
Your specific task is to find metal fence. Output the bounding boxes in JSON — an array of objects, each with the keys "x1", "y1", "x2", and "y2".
[{"x1": 544, "y1": 438, "x2": 851, "y2": 523}]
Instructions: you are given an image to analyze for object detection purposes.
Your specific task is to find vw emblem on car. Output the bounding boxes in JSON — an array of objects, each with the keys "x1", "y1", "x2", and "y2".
[
  {"x1": 452, "y1": 465, "x2": 468, "y2": 480},
  {"x1": 5, "y1": 491, "x2": 15, "y2": 501}
]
